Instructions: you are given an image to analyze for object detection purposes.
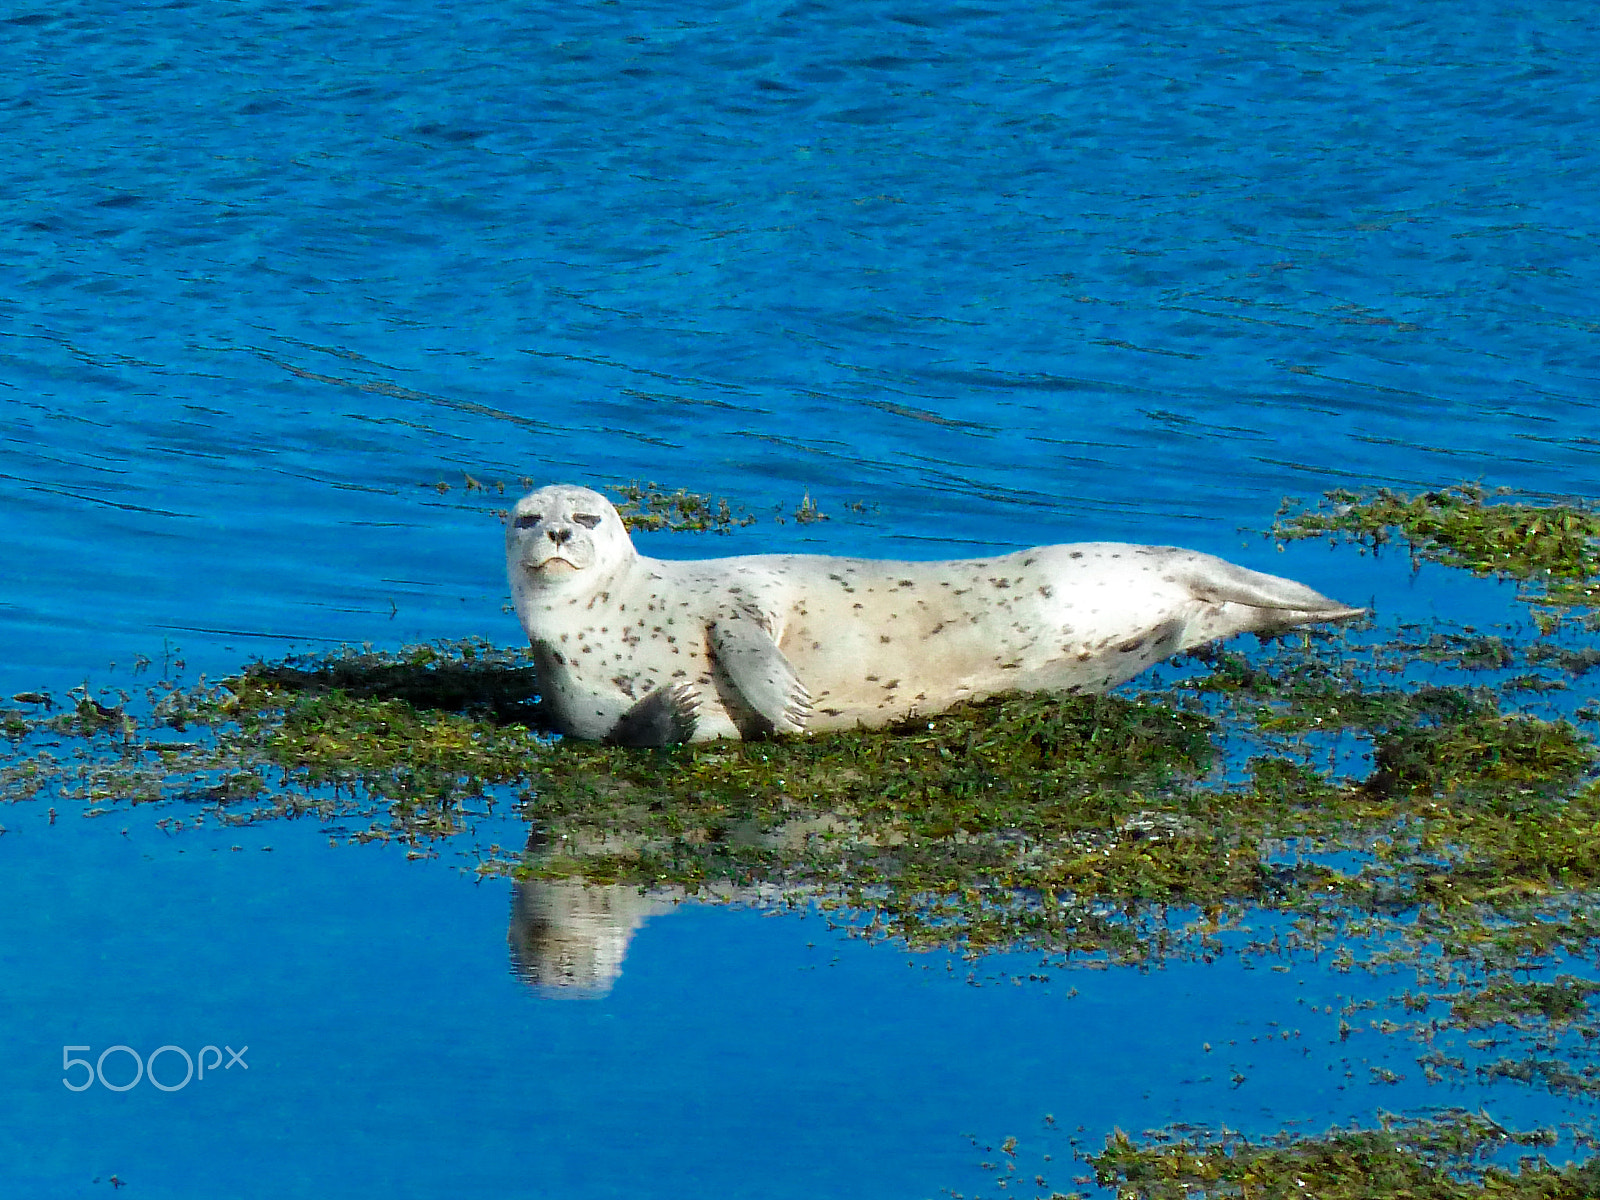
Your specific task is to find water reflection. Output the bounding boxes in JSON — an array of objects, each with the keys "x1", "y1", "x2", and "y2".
[
  {"x1": 506, "y1": 816, "x2": 854, "y2": 995},
  {"x1": 508, "y1": 875, "x2": 684, "y2": 996}
]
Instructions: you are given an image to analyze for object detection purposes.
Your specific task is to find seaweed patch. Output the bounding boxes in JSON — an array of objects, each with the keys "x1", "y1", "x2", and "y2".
[{"x1": 1274, "y1": 484, "x2": 1600, "y2": 626}]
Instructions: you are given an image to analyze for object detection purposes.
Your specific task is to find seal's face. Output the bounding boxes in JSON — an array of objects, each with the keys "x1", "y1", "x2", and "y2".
[{"x1": 506, "y1": 484, "x2": 633, "y2": 588}]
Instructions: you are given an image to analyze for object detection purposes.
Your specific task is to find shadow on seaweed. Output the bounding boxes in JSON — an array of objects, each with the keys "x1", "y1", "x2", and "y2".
[{"x1": 239, "y1": 638, "x2": 547, "y2": 729}]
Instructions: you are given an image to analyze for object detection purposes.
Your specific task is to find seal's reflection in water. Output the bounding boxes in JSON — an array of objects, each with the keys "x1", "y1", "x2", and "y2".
[
  {"x1": 507, "y1": 826, "x2": 691, "y2": 996},
  {"x1": 506, "y1": 819, "x2": 846, "y2": 996},
  {"x1": 507, "y1": 874, "x2": 684, "y2": 996},
  {"x1": 504, "y1": 797, "x2": 1247, "y2": 996}
]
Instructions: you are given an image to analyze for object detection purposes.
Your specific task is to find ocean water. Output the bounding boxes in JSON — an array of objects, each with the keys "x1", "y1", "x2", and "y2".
[{"x1": 3, "y1": 1, "x2": 1599, "y2": 1196}]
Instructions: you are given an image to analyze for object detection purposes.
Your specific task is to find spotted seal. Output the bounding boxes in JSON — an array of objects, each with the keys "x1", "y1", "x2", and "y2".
[{"x1": 506, "y1": 484, "x2": 1362, "y2": 746}]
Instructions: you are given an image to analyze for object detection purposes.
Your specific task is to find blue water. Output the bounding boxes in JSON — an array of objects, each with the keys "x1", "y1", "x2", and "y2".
[
  {"x1": 4, "y1": 0, "x2": 1600, "y2": 1195},
  {"x1": 5, "y1": 817, "x2": 1538, "y2": 1200}
]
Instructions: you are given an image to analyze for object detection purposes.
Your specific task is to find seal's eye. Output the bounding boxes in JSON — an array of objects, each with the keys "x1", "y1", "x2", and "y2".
[
  {"x1": 573, "y1": 513, "x2": 602, "y2": 529},
  {"x1": 515, "y1": 512, "x2": 542, "y2": 529}
]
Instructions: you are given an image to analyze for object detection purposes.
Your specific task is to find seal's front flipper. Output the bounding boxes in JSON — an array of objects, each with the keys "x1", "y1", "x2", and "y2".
[
  {"x1": 708, "y1": 619, "x2": 811, "y2": 736},
  {"x1": 605, "y1": 682, "x2": 700, "y2": 747}
]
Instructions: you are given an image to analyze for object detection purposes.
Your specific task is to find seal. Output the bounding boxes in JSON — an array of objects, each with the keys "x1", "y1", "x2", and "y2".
[{"x1": 506, "y1": 484, "x2": 1362, "y2": 746}]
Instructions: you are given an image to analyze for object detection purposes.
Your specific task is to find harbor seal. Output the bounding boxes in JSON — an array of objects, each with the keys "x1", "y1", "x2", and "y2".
[{"x1": 505, "y1": 484, "x2": 1362, "y2": 746}]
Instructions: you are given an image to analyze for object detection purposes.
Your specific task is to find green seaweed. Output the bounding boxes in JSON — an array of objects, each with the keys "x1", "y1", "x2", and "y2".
[
  {"x1": 1446, "y1": 976, "x2": 1600, "y2": 1030},
  {"x1": 792, "y1": 489, "x2": 828, "y2": 524},
  {"x1": 1273, "y1": 484, "x2": 1600, "y2": 589},
  {"x1": 1086, "y1": 1111, "x2": 1597, "y2": 1200},
  {"x1": 607, "y1": 481, "x2": 756, "y2": 533},
  {"x1": 238, "y1": 639, "x2": 540, "y2": 724},
  {"x1": 1365, "y1": 707, "x2": 1595, "y2": 799}
]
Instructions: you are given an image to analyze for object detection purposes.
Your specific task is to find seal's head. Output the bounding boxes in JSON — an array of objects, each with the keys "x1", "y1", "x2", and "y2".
[{"x1": 505, "y1": 484, "x2": 634, "y2": 590}]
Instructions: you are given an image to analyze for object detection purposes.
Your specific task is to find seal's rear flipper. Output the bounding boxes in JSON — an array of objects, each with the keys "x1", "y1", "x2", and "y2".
[
  {"x1": 1169, "y1": 554, "x2": 1364, "y2": 650},
  {"x1": 1181, "y1": 556, "x2": 1364, "y2": 622},
  {"x1": 606, "y1": 683, "x2": 700, "y2": 747},
  {"x1": 709, "y1": 619, "x2": 812, "y2": 736}
]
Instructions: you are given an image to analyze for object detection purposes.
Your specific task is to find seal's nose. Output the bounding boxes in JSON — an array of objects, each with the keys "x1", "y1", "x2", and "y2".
[{"x1": 547, "y1": 526, "x2": 573, "y2": 546}]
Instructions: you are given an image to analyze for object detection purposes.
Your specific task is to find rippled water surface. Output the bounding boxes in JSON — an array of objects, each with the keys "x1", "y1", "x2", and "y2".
[{"x1": 4, "y1": 1, "x2": 1599, "y2": 1196}]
